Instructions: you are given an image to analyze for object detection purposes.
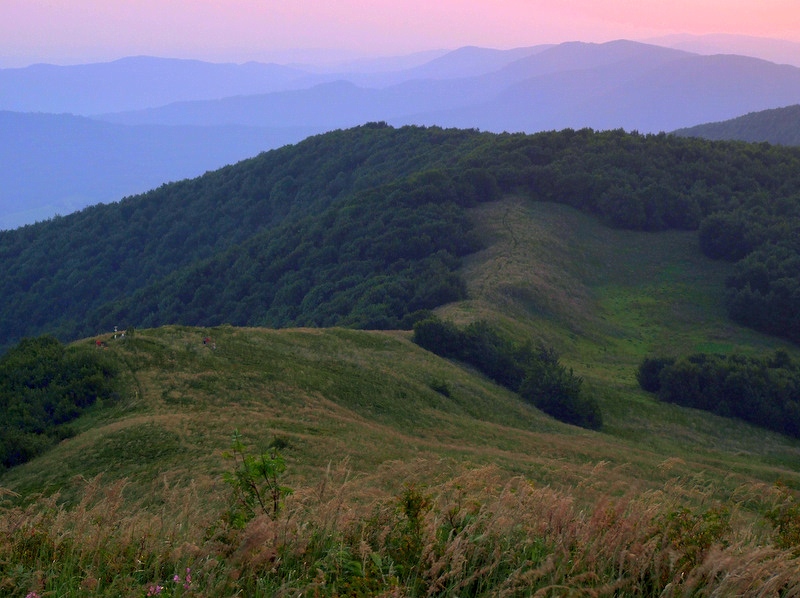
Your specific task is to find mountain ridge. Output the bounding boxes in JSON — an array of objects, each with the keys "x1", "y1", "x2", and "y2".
[
  {"x1": 4, "y1": 39, "x2": 800, "y2": 229},
  {"x1": 673, "y1": 103, "x2": 800, "y2": 146},
  {"x1": 97, "y1": 41, "x2": 800, "y2": 134},
  {"x1": 648, "y1": 32, "x2": 800, "y2": 67},
  {"x1": 0, "y1": 56, "x2": 313, "y2": 114}
]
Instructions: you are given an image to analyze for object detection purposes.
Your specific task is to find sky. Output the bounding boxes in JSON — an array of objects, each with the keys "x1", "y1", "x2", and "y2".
[{"x1": 2, "y1": 0, "x2": 800, "y2": 67}]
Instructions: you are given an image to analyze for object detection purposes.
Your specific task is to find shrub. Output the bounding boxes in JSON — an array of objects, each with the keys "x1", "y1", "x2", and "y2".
[
  {"x1": 636, "y1": 356, "x2": 675, "y2": 392},
  {"x1": 412, "y1": 317, "x2": 462, "y2": 359},
  {"x1": 414, "y1": 318, "x2": 602, "y2": 430},
  {"x1": 698, "y1": 213, "x2": 754, "y2": 261},
  {"x1": 766, "y1": 483, "x2": 800, "y2": 553},
  {"x1": 519, "y1": 355, "x2": 601, "y2": 430},
  {"x1": 222, "y1": 430, "x2": 293, "y2": 526}
]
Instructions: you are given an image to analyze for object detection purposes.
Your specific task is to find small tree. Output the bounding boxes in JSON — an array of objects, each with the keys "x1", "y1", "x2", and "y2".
[
  {"x1": 223, "y1": 430, "x2": 292, "y2": 526},
  {"x1": 412, "y1": 317, "x2": 462, "y2": 358}
]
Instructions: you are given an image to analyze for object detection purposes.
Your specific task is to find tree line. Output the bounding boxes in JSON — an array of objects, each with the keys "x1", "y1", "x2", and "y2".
[{"x1": 638, "y1": 351, "x2": 800, "y2": 438}]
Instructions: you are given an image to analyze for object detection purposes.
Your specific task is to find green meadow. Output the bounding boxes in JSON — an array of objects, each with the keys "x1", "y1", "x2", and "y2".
[{"x1": 2, "y1": 199, "x2": 800, "y2": 596}]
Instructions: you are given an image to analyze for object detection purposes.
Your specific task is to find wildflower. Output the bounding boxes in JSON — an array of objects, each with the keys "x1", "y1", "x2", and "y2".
[
  {"x1": 146, "y1": 584, "x2": 163, "y2": 596},
  {"x1": 184, "y1": 567, "x2": 192, "y2": 589},
  {"x1": 25, "y1": 593, "x2": 40, "y2": 598}
]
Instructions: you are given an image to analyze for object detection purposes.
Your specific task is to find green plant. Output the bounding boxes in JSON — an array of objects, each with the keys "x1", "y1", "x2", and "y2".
[
  {"x1": 382, "y1": 484, "x2": 432, "y2": 592},
  {"x1": 766, "y1": 483, "x2": 800, "y2": 553},
  {"x1": 660, "y1": 505, "x2": 731, "y2": 573},
  {"x1": 519, "y1": 347, "x2": 601, "y2": 430},
  {"x1": 223, "y1": 430, "x2": 293, "y2": 526},
  {"x1": 636, "y1": 356, "x2": 675, "y2": 392}
]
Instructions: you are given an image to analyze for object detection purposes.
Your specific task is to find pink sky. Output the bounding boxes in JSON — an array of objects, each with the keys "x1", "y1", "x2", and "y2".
[{"x1": 2, "y1": 0, "x2": 799, "y2": 66}]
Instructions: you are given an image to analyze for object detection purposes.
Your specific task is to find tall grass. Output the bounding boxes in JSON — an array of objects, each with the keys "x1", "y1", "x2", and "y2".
[{"x1": 2, "y1": 462, "x2": 799, "y2": 596}]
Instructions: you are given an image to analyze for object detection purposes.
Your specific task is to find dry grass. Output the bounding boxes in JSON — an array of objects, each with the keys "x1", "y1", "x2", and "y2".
[{"x1": 2, "y1": 461, "x2": 800, "y2": 597}]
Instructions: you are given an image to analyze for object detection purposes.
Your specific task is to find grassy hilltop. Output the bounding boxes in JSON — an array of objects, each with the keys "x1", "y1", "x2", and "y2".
[{"x1": 3, "y1": 198, "x2": 800, "y2": 596}]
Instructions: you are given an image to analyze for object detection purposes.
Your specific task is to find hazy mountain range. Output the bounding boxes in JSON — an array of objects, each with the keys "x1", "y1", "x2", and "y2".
[
  {"x1": 94, "y1": 41, "x2": 800, "y2": 132},
  {"x1": 3, "y1": 37, "x2": 800, "y2": 229},
  {"x1": 649, "y1": 33, "x2": 800, "y2": 68}
]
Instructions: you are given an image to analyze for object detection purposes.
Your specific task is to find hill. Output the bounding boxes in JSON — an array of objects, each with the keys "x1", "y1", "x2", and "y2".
[
  {"x1": 3, "y1": 124, "x2": 800, "y2": 354},
  {"x1": 673, "y1": 104, "x2": 800, "y2": 146},
  {"x1": 3, "y1": 197, "x2": 800, "y2": 595}
]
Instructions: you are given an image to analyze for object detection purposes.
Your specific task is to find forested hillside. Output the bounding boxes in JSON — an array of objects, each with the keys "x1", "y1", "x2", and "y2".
[
  {"x1": 674, "y1": 104, "x2": 800, "y2": 146},
  {"x1": 3, "y1": 124, "x2": 800, "y2": 353}
]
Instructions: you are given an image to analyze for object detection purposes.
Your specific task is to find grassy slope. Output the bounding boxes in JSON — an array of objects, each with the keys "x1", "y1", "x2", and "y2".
[
  {"x1": 449, "y1": 198, "x2": 800, "y2": 477},
  {"x1": 2, "y1": 198, "x2": 800, "y2": 509}
]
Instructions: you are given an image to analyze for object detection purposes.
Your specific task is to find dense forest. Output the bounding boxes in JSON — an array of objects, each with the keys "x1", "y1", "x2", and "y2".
[{"x1": 2, "y1": 123, "x2": 800, "y2": 353}]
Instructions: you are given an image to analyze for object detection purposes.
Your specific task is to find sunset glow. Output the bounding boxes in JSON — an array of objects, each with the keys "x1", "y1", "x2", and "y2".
[{"x1": 2, "y1": 0, "x2": 799, "y2": 66}]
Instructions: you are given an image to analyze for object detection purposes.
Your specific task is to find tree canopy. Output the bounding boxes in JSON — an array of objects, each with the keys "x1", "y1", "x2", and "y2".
[
  {"x1": 2, "y1": 124, "x2": 800, "y2": 351},
  {"x1": 638, "y1": 351, "x2": 800, "y2": 438},
  {"x1": 0, "y1": 336, "x2": 119, "y2": 469}
]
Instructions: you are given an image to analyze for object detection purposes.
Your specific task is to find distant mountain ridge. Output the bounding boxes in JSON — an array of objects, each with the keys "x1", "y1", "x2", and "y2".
[
  {"x1": 99, "y1": 41, "x2": 800, "y2": 134},
  {"x1": 3, "y1": 39, "x2": 800, "y2": 228},
  {"x1": 0, "y1": 56, "x2": 312, "y2": 115},
  {"x1": 673, "y1": 104, "x2": 800, "y2": 146},
  {"x1": 0, "y1": 47, "x2": 550, "y2": 115},
  {"x1": 648, "y1": 33, "x2": 800, "y2": 68}
]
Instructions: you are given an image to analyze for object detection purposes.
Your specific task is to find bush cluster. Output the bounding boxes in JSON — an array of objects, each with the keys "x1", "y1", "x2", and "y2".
[
  {"x1": 0, "y1": 335, "x2": 119, "y2": 469},
  {"x1": 724, "y1": 242, "x2": 800, "y2": 344},
  {"x1": 413, "y1": 318, "x2": 601, "y2": 429},
  {"x1": 638, "y1": 350, "x2": 800, "y2": 437}
]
